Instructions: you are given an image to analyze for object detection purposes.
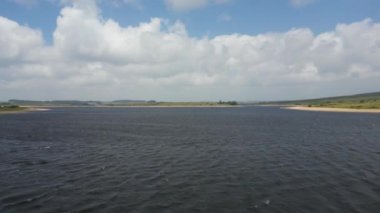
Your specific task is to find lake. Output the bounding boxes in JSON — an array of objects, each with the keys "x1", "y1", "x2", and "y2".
[{"x1": 1, "y1": 107, "x2": 380, "y2": 212}]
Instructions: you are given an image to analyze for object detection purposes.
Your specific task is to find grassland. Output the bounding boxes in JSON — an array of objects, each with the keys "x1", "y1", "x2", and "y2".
[
  {"x1": 308, "y1": 100, "x2": 380, "y2": 109},
  {"x1": 259, "y1": 92, "x2": 380, "y2": 109},
  {"x1": 0, "y1": 105, "x2": 28, "y2": 113}
]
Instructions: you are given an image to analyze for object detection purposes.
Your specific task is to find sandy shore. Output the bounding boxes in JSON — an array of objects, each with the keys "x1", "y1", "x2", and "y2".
[
  {"x1": 285, "y1": 106, "x2": 380, "y2": 113},
  {"x1": 29, "y1": 108, "x2": 51, "y2": 111}
]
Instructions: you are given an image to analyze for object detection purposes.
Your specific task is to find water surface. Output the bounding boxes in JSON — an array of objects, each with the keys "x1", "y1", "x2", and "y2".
[{"x1": 1, "y1": 107, "x2": 380, "y2": 212}]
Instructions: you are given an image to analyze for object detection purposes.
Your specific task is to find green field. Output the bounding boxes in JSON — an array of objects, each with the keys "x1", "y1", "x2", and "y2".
[
  {"x1": 0, "y1": 105, "x2": 28, "y2": 113},
  {"x1": 259, "y1": 92, "x2": 380, "y2": 109}
]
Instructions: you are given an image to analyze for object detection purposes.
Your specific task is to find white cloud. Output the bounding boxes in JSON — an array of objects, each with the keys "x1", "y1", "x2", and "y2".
[
  {"x1": 0, "y1": 16, "x2": 44, "y2": 62},
  {"x1": 290, "y1": 0, "x2": 317, "y2": 7},
  {"x1": 165, "y1": 0, "x2": 232, "y2": 12},
  {"x1": 1, "y1": 0, "x2": 380, "y2": 101}
]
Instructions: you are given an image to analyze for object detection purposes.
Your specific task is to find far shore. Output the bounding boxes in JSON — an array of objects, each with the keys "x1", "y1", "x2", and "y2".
[
  {"x1": 0, "y1": 107, "x2": 50, "y2": 114},
  {"x1": 20, "y1": 105, "x2": 239, "y2": 108},
  {"x1": 284, "y1": 106, "x2": 380, "y2": 113},
  {"x1": 1, "y1": 105, "x2": 239, "y2": 115},
  {"x1": 96, "y1": 104, "x2": 240, "y2": 108}
]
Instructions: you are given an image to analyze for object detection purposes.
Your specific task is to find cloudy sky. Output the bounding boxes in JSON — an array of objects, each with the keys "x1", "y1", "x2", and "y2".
[{"x1": 0, "y1": 0, "x2": 380, "y2": 101}]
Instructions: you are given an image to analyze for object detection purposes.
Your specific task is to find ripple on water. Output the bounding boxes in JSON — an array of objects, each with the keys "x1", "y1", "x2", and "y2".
[{"x1": 1, "y1": 107, "x2": 380, "y2": 212}]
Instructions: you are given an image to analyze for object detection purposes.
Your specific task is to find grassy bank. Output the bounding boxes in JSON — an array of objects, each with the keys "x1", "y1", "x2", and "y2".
[
  {"x1": 258, "y1": 92, "x2": 380, "y2": 109},
  {"x1": 0, "y1": 105, "x2": 28, "y2": 113},
  {"x1": 304, "y1": 100, "x2": 380, "y2": 109}
]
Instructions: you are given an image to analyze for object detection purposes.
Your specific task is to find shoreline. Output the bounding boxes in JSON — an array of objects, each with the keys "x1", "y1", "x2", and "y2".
[
  {"x1": 97, "y1": 105, "x2": 240, "y2": 108},
  {"x1": 284, "y1": 106, "x2": 380, "y2": 113},
  {"x1": 0, "y1": 107, "x2": 50, "y2": 114},
  {"x1": 20, "y1": 105, "x2": 239, "y2": 108}
]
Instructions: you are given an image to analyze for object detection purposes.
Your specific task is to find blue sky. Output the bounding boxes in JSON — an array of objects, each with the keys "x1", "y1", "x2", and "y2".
[
  {"x1": 0, "y1": 0, "x2": 380, "y2": 101},
  {"x1": 2, "y1": 0, "x2": 380, "y2": 42}
]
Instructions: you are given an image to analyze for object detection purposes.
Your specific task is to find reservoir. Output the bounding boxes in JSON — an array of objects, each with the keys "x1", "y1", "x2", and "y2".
[{"x1": 1, "y1": 107, "x2": 380, "y2": 212}]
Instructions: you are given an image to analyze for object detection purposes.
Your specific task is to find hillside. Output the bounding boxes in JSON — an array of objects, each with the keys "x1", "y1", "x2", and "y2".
[{"x1": 259, "y1": 92, "x2": 380, "y2": 109}]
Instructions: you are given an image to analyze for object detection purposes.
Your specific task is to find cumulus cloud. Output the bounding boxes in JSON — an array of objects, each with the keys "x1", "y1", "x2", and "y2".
[
  {"x1": 0, "y1": 0, "x2": 380, "y2": 101},
  {"x1": 165, "y1": 0, "x2": 232, "y2": 12},
  {"x1": 0, "y1": 17, "x2": 44, "y2": 62}
]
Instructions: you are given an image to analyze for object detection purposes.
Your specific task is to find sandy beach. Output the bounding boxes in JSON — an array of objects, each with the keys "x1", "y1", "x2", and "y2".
[{"x1": 285, "y1": 106, "x2": 380, "y2": 113}]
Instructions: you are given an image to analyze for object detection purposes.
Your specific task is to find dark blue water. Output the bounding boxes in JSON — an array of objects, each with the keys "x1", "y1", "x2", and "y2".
[{"x1": 1, "y1": 107, "x2": 380, "y2": 212}]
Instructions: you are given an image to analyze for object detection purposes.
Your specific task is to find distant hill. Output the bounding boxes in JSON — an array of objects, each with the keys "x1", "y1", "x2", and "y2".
[
  {"x1": 258, "y1": 92, "x2": 380, "y2": 109},
  {"x1": 7, "y1": 99, "x2": 146, "y2": 106},
  {"x1": 8, "y1": 100, "x2": 103, "y2": 106},
  {"x1": 4, "y1": 99, "x2": 239, "y2": 107},
  {"x1": 106, "y1": 100, "x2": 147, "y2": 106}
]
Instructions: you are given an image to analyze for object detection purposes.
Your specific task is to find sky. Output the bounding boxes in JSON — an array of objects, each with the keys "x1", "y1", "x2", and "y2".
[{"x1": 0, "y1": 0, "x2": 380, "y2": 101}]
